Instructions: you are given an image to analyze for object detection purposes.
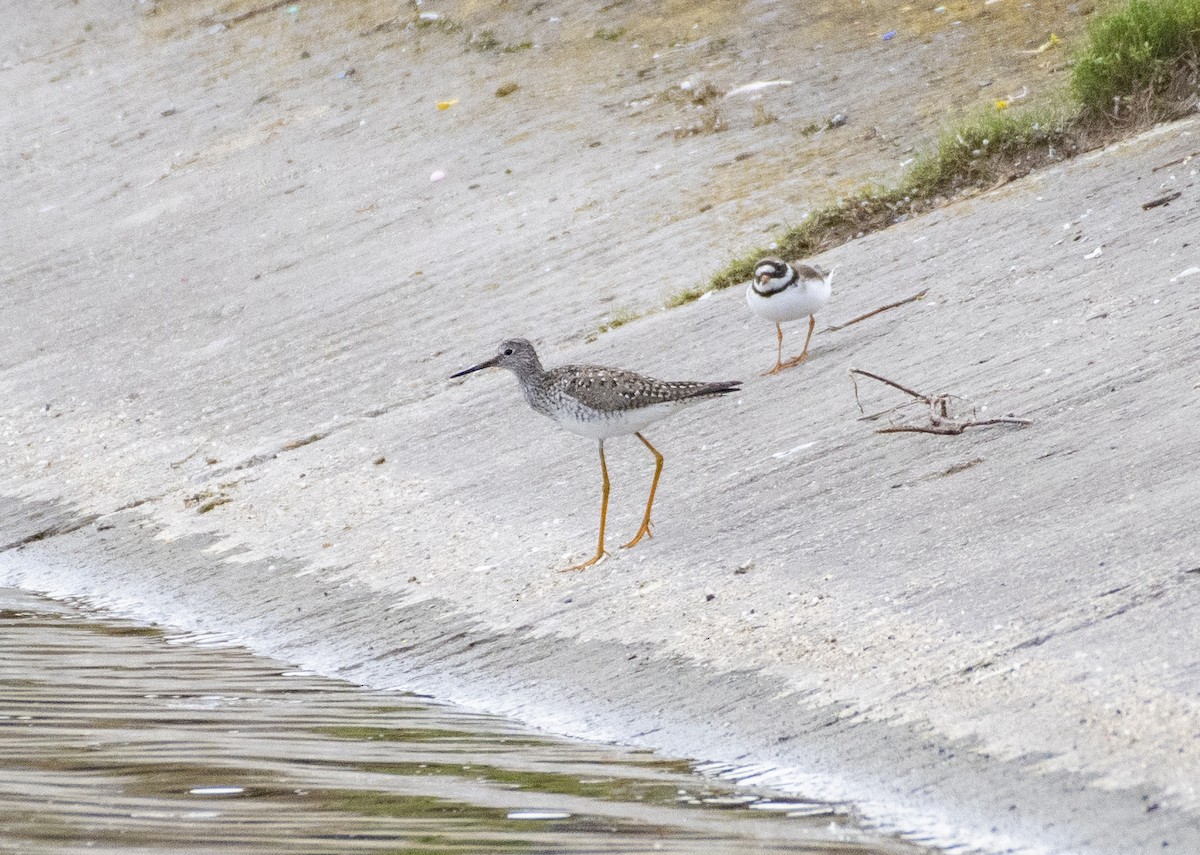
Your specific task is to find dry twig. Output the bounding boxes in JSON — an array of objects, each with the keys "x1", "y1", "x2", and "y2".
[
  {"x1": 1141, "y1": 191, "x2": 1182, "y2": 210},
  {"x1": 1151, "y1": 151, "x2": 1199, "y2": 172},
  {"x1": 826, "y1": 289, "x2": 928, "y2": 332},
  {"x1": 849, "y1": 368, "x2": 1031, "y2": 436},
  {"x1": 169, "y1": 441, "x2": 208, "y2": 469},
  {"x1": 221, "y1": 0, "x2": 292, "y2": 26}
]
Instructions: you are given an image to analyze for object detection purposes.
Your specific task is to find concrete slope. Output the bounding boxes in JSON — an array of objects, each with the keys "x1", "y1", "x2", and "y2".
[{"x1": 3, "y1": 3, "x2": 1199, "y2": 853}]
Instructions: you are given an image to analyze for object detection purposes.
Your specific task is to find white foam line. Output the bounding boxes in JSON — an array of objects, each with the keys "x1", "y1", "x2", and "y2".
[{"x1": 0, "y1": 548, "x2": 1093, "y2": 855}]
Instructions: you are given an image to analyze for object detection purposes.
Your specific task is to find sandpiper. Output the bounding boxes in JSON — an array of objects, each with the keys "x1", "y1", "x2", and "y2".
[
  {"x1": 451, "y1": 339, "x2": 741, "y2": 571},
  {"x1": 746, "y1": 256, "x2": 834, "y2": 375}
]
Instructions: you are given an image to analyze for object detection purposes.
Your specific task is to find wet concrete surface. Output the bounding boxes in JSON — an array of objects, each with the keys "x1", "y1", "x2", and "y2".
[{"x1": 0, "y1": 586, "x2": 923, "y2": 855}]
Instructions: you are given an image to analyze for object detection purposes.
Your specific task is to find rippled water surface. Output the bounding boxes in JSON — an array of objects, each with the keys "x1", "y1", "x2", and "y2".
[{"x1": 0, "y1": 587, "x2": 927, "y2": 855}]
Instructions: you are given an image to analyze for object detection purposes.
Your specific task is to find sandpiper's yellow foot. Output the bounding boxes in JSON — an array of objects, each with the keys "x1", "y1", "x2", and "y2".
[
  {"x1": 779, "y1": 352, "x2": 809, "y2": 369},
  {"x1": 561, "y1": 549, "x2": 608, "y2": 573},
  {"x1": 559, "y1": 442, "x2": 612, "y2": 573},
  {"x1": 762, "y1": 362, "x2": 786, "y2": 376},
  {"x1": 621, "y1": 432, "x2": 663, "y2": 551},
  {"x1": 620, "y1": 523, "x2": 653, "y2": 550}
]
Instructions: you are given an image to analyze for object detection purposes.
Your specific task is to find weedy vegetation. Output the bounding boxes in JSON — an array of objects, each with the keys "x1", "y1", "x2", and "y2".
[
  {"x1": 597, "y1": 307, "x2": 642, "y2": 334},
  {"x1": 671, "y1": 0, "x2": 1200, "y2": 307},
  {"x1": 593, "y1": 27, "x2": 626, "y2": 41},
  {"x1": 1072, "y1": 0, "x2": 1200, "y2": 123}
]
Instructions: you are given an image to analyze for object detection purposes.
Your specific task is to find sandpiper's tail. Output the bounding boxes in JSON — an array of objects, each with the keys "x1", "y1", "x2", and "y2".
[{"x1": 684, "y1": 380, "x2": 742, "y2": 400}]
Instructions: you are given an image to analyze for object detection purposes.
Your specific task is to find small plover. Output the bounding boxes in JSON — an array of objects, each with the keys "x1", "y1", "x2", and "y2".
[{"x1": 746, "y1": 257, "x2": 834, "y2": 375}]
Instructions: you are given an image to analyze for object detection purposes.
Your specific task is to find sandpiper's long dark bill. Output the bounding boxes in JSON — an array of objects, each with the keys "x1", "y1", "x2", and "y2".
[
  {"x1": 451, "y1": 338, "x2": 741, "y2": 571},
  {"x1": 450, "y1": 355, "x2": 503, "y2": 378}
]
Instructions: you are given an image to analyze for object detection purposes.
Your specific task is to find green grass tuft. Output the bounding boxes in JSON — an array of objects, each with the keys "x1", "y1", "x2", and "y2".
[
  {"x1": 593, "y1": 27, "x2": 625, "y2": 41},
  {"x1": 671, "y1": 105, "x2": 1081, "y2": 307},
  {"x1": 597, "y1": 306, "x2": 642, "y2": 333},
  {"x1": 664, "y1": 287, "x2": 705, "y2": 309},
  {"x1": 902, "y1": 104, "x2": 1080, "y2": 195},
  {"x1": 469, "y1": 29, "x2": 502, "y2": 51},
  {"x1": 1072, "y1": 0, "x2": 1200, "y2": 123},
  {"x1": 664, "y1": 0, "x2": 1200, "y2": 312}
]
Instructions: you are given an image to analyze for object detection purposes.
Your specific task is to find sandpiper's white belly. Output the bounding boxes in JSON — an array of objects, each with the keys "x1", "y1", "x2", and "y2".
[
  {"x1": 551, "y1": 400, "x2": 686, "y2": 440},
  {"x1": 746, "y1": 277, "x2": 831, "y2": 322}
]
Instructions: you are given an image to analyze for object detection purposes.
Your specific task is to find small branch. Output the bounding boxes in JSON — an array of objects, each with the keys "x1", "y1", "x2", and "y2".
[
  {"x1": 855, "y1": 402, "x2": 913, "y2": 422},
  {"x1": 1151, "y1": 151, "x2": 1199, "y2": 172},
  {"x1": 221, "y1": 0, "x2": 292, "y2": 26},
  {"x1": 849, "y1": 368, "x2": 1031, "y2": 436},
  {"x1": 1141, "y1": 191, "x2": 1181, "y2": 210},
  {"x1": 878, "y1": 424, "x2": 966, "y2": 435},
  {"x1": 851, "y1": 368, "x2": 931, "y2": 421},
  {"x1": 878, "y1": 416, "x2": 1032, "y2": 436},
  {"x1": 169, "y1": 441, "x2": 207, "y2": 469},
  {"x1": 849, "y1": 367, "x2": 930, "y2": 402},
  {"x1": 16, "y1": 39, "x2": 85, "y2": 65},
  {"x1": 827, "y1": 289, "x2": 928, "y2": 332},
  {"x1": 973, "y1": 416, "x2": 1033, "y2": 428}
]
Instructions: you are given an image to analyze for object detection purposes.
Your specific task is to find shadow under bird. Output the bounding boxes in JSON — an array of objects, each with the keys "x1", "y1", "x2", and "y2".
[
  {"x1": 451, "y1": 338, "x2": 741, "y2": 571},
  {"x1": 746, "y1": 256, "x2": 834, "y2": 375}
]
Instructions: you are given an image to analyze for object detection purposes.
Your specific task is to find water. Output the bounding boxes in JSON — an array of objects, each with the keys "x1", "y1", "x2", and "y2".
[{"x1": 0, "y1": 587, "x2": 929, "y2": 855}]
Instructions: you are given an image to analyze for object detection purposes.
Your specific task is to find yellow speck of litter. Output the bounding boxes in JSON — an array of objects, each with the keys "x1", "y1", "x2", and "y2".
[
  {"x1": 1035, "y1": 33, "x2": 1060, "y2": 53},
  {"x1": 436, "y1": 99, "x2": 459, "y2": 110},
  {"x1": 994, "y1": 99, "x2": 1009, "y2": 111}
]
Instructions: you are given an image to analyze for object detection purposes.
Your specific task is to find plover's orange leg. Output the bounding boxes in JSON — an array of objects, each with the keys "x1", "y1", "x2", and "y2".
[
  {"x1": 621, "y1": 433, "x2": 663, "y2": 550},
  {"x1": 563, "y1": 441, "x2": 610, "y2": 572},
  {"x1": 762, "y1": 323, "x2": 786, "y2": 376},
  {"x1": 781, "y1": 315, "x2": 817, "y2": 369}
]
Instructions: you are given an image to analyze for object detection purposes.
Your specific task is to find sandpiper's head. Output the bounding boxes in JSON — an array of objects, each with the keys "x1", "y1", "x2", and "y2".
[
  {"x1": 450, "y1": 338, "x2": 543, "y2": 379},
  {"x1": 753, "y1": 257, "x2": 791, "y2": 287}
]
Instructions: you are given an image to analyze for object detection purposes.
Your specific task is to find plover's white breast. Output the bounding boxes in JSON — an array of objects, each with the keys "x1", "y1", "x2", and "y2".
[{"x1": 746, "y1": 268, "x2": 832, "y2": 322}]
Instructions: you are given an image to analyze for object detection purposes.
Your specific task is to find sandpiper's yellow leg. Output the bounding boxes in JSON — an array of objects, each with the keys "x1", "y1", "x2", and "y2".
[
  {"x1": 621, "y1": 432, "x2": 663, "y2": 550},
  {"x1": 762, "y1": 322, "x2": 786, "y2": 376},
  {"x1": 781, "y1": 315, "x2": 816, "y2": 369},
  {"x1": 563, "y1": 441, "x2": 610, "y2": 572}
]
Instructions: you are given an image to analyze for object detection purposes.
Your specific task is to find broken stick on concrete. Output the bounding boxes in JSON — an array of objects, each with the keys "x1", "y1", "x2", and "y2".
[
  {"x1": 849, "y1": 367, "x2": 1032, "y2": 435},
  {"x1": 826, "y1": 289, "x2": 929, "y2": 332}
]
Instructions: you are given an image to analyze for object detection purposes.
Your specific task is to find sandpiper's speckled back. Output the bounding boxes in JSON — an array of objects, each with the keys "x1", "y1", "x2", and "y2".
[
  {"x1": 526, "y1": 364, "x2": 739, "y2": 440},
  {"x1": 453, "y1": 338, "x2": 741, "y2": 441},
  {"x1": 538, "y1": 365, "x2": 736, "y2": 412}
]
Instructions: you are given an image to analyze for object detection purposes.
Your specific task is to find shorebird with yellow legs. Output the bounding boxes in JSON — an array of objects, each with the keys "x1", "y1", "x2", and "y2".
[{"x1": 451, "y1": 339, "x2": 741, "y2": 571}]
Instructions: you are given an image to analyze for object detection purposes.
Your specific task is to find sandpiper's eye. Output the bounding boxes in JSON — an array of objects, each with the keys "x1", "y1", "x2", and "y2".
[{"x1": 503, "y1": 347, "x2": 514, "y2": 356}]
